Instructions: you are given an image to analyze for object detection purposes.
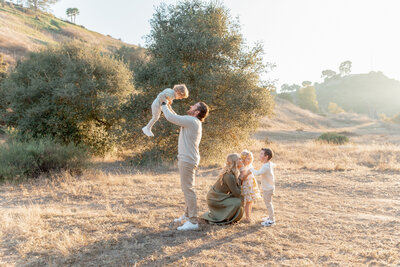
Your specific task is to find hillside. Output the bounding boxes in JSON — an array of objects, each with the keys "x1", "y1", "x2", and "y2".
[
  {"x1": 0, "y1": 2, "x2": 143, "y2": 66},
  {"x1": 315, "y1": 71, "x2": 400, "y2": 116},
  {"x1": 255, "y1": 97, "x2": 400, "y2": 144}
]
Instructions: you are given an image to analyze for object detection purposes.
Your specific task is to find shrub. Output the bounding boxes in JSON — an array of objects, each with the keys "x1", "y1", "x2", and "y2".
[
  {"x1": 328, "y1": 102, "x2": 344, "y2": 114},
  {"x1": 122, "y1": 0, "x2": 274, "y2": 163},
  {"x1": 390, "y1": 112, "x2": 400, "y2": 124},
  {"x1": 317, "y1": 132, "x2": 349, "y2": 145},
  {"x1": 1, "y1": 42, "x2": 133, "y2": 155},
  {"x1": 0, "y1": 137, "x2": 89, "y2": 180},
  {"x1": 297, "y1": 85, "x2": 319, "y2": 113}
]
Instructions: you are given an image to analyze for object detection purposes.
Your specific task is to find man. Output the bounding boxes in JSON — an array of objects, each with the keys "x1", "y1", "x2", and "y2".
[{"x1": 161, "y1": 101, "x2": 209, "y2": 230}]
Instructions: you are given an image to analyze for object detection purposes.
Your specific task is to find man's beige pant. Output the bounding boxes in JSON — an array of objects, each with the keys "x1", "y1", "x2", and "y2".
[
  {"x1": 178, "y1": 161, "x2": 198, "y2": 224},
  {"x1": 263, "y1": 189, "x2": 275, "y2": 221}
]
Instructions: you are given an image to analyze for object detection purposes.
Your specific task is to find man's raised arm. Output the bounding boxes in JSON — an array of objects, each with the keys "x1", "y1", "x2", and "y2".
[{"x1": 162, "y1": 104, "x2": 194, "y2": 128}]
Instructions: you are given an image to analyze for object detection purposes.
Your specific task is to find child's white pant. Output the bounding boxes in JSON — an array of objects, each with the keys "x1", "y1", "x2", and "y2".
[
  {"x1": 263, "y1": 189, "x2": 275, "y2": 221},
  {"x1": 145, "y1": 98, "x2": 162, "y2": 130}
]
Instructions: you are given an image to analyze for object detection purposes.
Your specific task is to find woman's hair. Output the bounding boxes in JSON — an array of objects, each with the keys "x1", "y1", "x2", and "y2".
[
  {"x1": 218, "y1": 153, "x2": 241, "y2": 185},
  {"x1": 240, "y1": 149, "x2": 253, "y2": 164},
  {"x1": 173, "y1": 84, "x2": 189, "y2": 98},
  {"x1": 261, "y1": 148, "x2": 274, "y2": 160}
]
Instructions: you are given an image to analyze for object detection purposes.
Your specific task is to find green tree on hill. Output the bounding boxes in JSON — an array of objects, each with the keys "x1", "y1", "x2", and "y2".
[
  {"x1": 321, "y1": 69, "x2": 337, "y2": 81},
  {"x1": 123, "y1": 0, "x2": 274, "y2": 163},
  {"x1": 66, "y1": 7, "x2": 79, "y2": 23},
  {"x1": 1, "y1": 43, "x2": 133, "y2": 154},
  {"x1": 25, "y1": 0, "x2": 59, "y2": 16},
  {"x1": 297, "y1": 84, "x2": 319, "y2": 113},
  {"x1": 339, "y1": 60, "x2": 352, "y2": 76}
]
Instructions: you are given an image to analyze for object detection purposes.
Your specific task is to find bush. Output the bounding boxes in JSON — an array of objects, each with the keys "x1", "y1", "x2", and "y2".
[
  {"x1": 328, "y1": 102, "x2": 344, "y2": 114},
  {"x1": 390, "y1": 112, "x2": 400, "y2": 124},
  {"x1": 1, "y1": 42, "x2": 133, "y2": 155},
  {"x1": 317, "y1": 132, "x2": 349, "y2": 145},
  {"x1": 277, "y1": 92, "x2": 293, "y2": 102},
  {"x1": 0, "y1": 137, "x2": 89, "y2": 180},
  {"x1": 297, "y1": 85, "x2": 319, "y2": 113},
  {"x1": 122, "y1": 1, "x2": 274, "y2": 163}
]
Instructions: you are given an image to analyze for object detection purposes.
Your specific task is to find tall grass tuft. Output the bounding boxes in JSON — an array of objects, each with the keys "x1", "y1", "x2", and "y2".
[{"x1": 0, "y1": 137, "x2": 89, "y2": 180}]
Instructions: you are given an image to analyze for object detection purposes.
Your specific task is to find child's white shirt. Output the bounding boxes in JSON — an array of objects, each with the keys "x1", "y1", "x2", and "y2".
[
  {"x1": 156, "y1": 88, "x2": 175, "y2": 104},
  {"x1": 250, "y1": 161, "x2": 275, "y2": 191}
]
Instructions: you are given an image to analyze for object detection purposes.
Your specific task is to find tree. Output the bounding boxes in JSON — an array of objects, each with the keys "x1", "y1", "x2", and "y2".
[
  {"x1": 297, "y1": 85, "x2": 319, "y2": 113},
  {"x1": 321, "y1": 69, "x2": 337, "y2": 81},
  {"x1": 26, "y1": 0, "x2": 59, "y2": 16},
  {"x1": 66, "y1": 7, "x2": 79, "y2": 23},
  {"x1": 302, "y1": 81, "x2": 312, "y2": 87},
  {"x1": 2, "y1": 43, "x2": 133, "y2": 154},
  {"x1": 339, "y1": 60, "x2": 352, "y2": 76},
  {"x1": 123, "y1": 0, "x2": 274, "y2": 163},
  {"x1": 280, "y1": 83, "x2": 300, "y2": 93}
]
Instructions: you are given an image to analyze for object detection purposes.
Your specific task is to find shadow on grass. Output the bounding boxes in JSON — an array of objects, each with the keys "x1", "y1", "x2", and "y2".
[{"x1": 22, "y1": 222, "x2": 261, "y2": 266}]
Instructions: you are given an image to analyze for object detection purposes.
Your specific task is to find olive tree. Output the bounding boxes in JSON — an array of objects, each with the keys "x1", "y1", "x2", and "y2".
[
  {"x1": 2, "y1": 42, "x2": 133, "y2": 154},
  {"x1": 123, "y1": 0, "x2": 274, "y2": 163}
]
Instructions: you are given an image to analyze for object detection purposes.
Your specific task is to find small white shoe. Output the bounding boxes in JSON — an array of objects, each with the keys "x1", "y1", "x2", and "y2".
[
  {"x1": 262, "y1": 217, "x2": 270, "y2": 221},
  {"x1": 177, "y1": 221, "x2": 199, "y2": 231},
  {"x1": 173, "y1": 214, "x2": 188, "y2": 223},
  {"x1": 261, "y1": 219, "x2": 275, "y2": 227},
  {"x1": 142, "y1": 127, "x2": 154, "y2": 137}
]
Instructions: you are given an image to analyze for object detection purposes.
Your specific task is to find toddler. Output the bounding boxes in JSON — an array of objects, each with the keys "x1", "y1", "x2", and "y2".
[
  {"x1": 142, "y1": 84, "x2": 189, "y2": 137},
  {"x1": 240, "y1": 150, "x2": 261, "y2": 223},
  {"x1": 250, "y1": 148, "x2": 276, "y2": 226}
]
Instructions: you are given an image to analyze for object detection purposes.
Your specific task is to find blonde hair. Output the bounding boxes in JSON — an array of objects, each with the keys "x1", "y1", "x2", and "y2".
[
  {"x1": 218, "y1": 153, "x2": 241, "y2": 185},
  {"x1": 240, "y1": 150, "x2": 253, "y2": 165},
  {"x1": 173, "y1": 84, "x2": 189, "y2": 98}
]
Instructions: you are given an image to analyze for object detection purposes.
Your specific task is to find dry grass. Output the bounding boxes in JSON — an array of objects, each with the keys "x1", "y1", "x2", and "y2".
[
  {"x1": 0, "y1": 146, "x2": 399, "y2": 266},
  {"x1": 1, "y1": 100, "x2": 400, "y2": 266}
]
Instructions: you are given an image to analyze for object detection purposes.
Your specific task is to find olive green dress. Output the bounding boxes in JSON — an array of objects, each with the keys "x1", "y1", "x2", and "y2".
[{"x1": 202, "y1": 171, "x2": 244, "y2": 224}]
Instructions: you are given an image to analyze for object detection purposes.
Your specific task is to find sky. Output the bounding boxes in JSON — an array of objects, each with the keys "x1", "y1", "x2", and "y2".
[{"x1": 52, "y1": 0, "x2": 400, "y2": 88}]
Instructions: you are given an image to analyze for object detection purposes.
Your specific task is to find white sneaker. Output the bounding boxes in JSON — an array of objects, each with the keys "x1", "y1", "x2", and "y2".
[
  {"x1": 177, "y1": 221, "x2": 199, "y2": 231},
  {"x1": 142, "y1": 127, "x2": 154, "y2": 137},
  {"x1": 262, "y1": 217, "x2": 270, "y2": 221},
  {"x1": 173, "y1": 214, "x2": 188, "y2": 223},
  {"x1": 261, "y1": 220, "x2": 275, "y2": 227}
]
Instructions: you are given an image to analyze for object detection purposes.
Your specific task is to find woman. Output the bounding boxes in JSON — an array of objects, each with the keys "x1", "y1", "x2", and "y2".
[{"x1": 202, "y1": 153, "x2": 250, "y2": 225}]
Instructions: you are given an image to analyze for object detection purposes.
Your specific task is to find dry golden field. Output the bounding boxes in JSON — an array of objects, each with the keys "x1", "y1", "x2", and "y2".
[{"x1": 1, "y1": 99, "x2": 399, "y2": 266}]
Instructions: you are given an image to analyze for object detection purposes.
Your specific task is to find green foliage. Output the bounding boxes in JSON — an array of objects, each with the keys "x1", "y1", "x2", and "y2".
[
  {"x1": 0, "y1": 136, "x2": 89, "y2": 180},
  {"x1": 0, "y1": 53, "x2": 7, "y2": 79},
  {"x1": 66, "y1": 7, "x2": 79, "y2": 23},
  {"x1": 317, "y1": 132, "x2": 349, "y2": 145},
  {"x1": 328, "y1": 102, "x2": 344, "y2": 114},
  {"x1": 2, "y1": 42, "x2": 133, "y2": 154},
  {"x1": 26, "y1": 0, "x2": 59, "y2": 13},
  {"x1": 114, "y1": 45, "x2": 146, "y2": 71},
  {"x1": 277, "y1": 92, "x2": 293, "y2": 102},
  {"x1": 321, "y1": 69, "x2": 337, "y2": 81},
  {"x1": 339, "y1": 60, "x2": 352, "y2": 76},
  {"x1": 297, "y1": 85, "x2": 319, "y2": 113},
  {"x1": 123, "y1": 0, "x2": 274, "y2": 163},
  {"x1": 316, "y1": 71, "x2": 400, "y2": 116},
  {"x1": 391, "y1": 112, "x2": 400, "y2": 124}
]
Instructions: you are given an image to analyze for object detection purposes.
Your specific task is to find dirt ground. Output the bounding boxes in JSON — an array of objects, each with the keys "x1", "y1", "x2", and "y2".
[{"x1": 1, "y1": 99, "x2": 399, "y2": 266}]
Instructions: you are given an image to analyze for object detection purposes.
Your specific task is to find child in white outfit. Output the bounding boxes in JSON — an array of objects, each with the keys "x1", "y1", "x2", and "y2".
[
  {"x1": 142, "y1": 84, "x2": 189, "y2": 137},
  {"x1": 250, "y1": 148, "x2": 276, "y2": 226},
  {"x1": 240, "y1": 150, "x2": 261, "y2": 223}
]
